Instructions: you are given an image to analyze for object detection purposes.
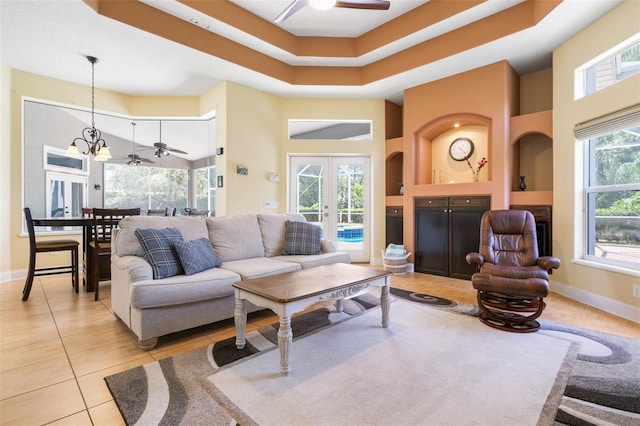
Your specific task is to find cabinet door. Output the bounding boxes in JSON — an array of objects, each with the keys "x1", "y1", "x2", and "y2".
[
  {"x1": 385, "y1": 207, "x2": 403, "y2": 246},
  {"x1": 449, "y1": 197, "x2": 490, "y2": 280},
  {"x1": 415, "y1": 201, "x2": 448, "y2": 276}
]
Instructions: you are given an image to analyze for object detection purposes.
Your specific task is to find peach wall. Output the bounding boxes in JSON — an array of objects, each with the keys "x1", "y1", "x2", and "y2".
[{"x1": 401, "y1": 61, "x2": 519, "y2": 259}]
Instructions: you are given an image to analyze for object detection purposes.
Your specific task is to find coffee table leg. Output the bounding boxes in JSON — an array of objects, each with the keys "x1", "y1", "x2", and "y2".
[
  {"x1": 234, "y1": 298, "x2": 247, "y2": 349},
  {"x1": 380, "y1": 282, "x2": 390, "y2": 328},
  {"x1": 278, "y1": 316, "x2": 293, "y2": 375},
  {"x1": 336, "y1": 298, "x2": 344, "y2": 312}
]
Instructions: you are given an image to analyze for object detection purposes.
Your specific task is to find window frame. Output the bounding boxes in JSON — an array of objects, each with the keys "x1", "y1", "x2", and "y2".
[{"x1": 580, "y1": 107, "x2": 640, "y2": 272}]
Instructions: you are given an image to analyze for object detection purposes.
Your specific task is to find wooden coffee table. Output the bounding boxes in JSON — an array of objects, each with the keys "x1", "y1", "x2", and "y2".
[{"x1": 233, "y1": 263, "x2": 392, "y2": 375}]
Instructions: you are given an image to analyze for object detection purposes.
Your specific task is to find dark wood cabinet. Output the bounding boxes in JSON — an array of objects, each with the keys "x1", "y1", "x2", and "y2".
[
  {"x1": 385, "y1": 206, "x2": 404, "y2": 246},
  {"x1": 415, "y1": 196, "x2": 490, "y2": 280},
  {"x1": 510, "y1": 205, "x2": 552, "y2": 257}
]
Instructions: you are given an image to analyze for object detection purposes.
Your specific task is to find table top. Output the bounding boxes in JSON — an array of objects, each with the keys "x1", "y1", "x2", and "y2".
[
  {"x1": 31, "y1": 217, "x2": 92, "y2": 227},
  {"x1": 233, "y1": 263, "x2": 390, "y2": 303}
]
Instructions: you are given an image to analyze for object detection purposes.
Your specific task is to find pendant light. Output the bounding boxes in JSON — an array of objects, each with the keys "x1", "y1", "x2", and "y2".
[{"x1": 66, "y1": 56, "x2": 112, "y2": 161}]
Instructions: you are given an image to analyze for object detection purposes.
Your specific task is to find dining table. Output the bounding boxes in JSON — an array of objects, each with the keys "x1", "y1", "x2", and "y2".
[{"x1": 31, "y1": 216, "x2": 96, "y2": 292}]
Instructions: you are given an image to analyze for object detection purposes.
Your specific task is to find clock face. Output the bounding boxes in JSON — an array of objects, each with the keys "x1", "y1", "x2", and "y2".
[{"x1": 449, "y1": 137, "x2": 474, "y2": 161}]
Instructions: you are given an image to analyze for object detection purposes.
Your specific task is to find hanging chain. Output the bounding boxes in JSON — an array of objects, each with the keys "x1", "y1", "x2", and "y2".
[{"x1": 91, "y1": 58, "x2": 96, "y2": 131}]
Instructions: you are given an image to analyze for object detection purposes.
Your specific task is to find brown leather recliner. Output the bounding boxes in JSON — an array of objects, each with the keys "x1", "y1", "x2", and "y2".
[{"x1": 466, "y1": 209, "x2": 560, "y2": 332}]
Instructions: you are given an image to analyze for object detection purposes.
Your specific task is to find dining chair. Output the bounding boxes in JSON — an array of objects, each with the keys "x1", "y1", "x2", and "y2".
[
  {"x1": 147, "y1": 208, "x2": 168, "y2": 216},
  {"x1": 89, "y1": 207, "x2": 140, "y2": 301},
  {"x1": 22, "y1": 207, "x2": 80, "y2": 301},
  {"x1": 187, "y1": 209, "x2": 210, "y2": 218}
]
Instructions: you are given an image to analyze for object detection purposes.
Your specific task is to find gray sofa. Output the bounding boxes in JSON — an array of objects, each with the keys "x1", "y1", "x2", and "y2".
[{"x1": 110, "y1": 213, "x2": 350, "y2": 349}]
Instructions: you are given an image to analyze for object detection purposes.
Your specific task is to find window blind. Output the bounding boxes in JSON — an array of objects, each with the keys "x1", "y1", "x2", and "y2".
[{"x1": 574, "y1": 104, "x2": 640, "y2": 140}]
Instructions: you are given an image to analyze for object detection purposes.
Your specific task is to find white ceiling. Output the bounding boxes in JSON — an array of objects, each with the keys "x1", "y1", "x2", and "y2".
[
  {"x1": 1, "y1": 0, "x2": 623, "y2": 104},
  {"x1": 0, "y1": 0, "x2": 623, "y2": 158}
]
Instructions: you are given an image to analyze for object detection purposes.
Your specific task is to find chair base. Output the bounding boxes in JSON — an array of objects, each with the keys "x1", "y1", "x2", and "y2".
[{"x1": 476, "y1": 290, "x2": 545, "y2": 333}]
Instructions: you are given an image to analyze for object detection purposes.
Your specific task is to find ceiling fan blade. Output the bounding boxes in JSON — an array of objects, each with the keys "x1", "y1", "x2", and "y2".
[
  {"x1": 166, "y1": 147, "x2": 188, "y2": 154},
  {"x1": 335, "y1": 0, "x2": 390, "y2": 10},
  {"x1": 137, "y1": 157, "x2": 155, "y2": 164},
  {"x1": 274, "y1": 0, "x2": 308, "y2": 23}
]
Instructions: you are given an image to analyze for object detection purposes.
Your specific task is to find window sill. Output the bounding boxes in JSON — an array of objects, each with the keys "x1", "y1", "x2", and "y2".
[{"x1": 571, "y1": 258, "x2": 640, "y2": 278}]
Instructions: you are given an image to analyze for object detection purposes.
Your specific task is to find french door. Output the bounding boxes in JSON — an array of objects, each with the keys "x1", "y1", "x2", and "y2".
[
  {"x1": 289, "y1": 156, "x2": 370, "y2": 262},
  {"x1": 45, "y1": 171, "x2": 88, "y2": 218}
]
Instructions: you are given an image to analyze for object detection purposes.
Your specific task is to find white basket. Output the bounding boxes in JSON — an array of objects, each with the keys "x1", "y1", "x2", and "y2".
[{"x1": 381, "y1": 250, "x2": 411, "y2": 275}]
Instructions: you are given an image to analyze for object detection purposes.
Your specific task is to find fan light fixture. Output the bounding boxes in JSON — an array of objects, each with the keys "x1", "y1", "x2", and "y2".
[
  {"x1": 154, "y1": 121, "x2": 170, "y2": 158},
  {"x1": 66, "y1": 56, "x2": 111, "y2": 161},
  {"x1": 309, "y1": 0, "x2": 336, "y2": 10},
  {"x1": 129, "y1": 122, "x2": 140, "y2": 166}
]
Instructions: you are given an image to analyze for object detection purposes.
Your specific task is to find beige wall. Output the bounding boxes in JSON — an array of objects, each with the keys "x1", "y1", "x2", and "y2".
[
  {"x1": 3, "y1": 69, "x2": 202, "y2": 274},
  {"x1": 0, "y1": 64, "x2": 11, "y2": 280},
  {"x1": 1, "y1": 71, "x2": 387, "y2": 279},
  {"x1": 553, "y1": 0, "x2": 640, "y2": 313},
  {"x1": 281, "y1": 98, "x2": 387, "y2": 258}
]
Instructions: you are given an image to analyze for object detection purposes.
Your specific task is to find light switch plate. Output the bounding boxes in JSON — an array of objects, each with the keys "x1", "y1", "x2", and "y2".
[{"x1": 264, "y1": 201, "x2": 279, "y2": 209}]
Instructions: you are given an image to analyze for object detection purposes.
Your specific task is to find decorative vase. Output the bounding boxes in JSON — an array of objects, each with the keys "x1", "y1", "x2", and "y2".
[
  {"x1": 472, "y1": 170, "x2": 480, "y2": 182},
  {"x1": 519, "y1": 176, "x2": 526, "y2": 191}
]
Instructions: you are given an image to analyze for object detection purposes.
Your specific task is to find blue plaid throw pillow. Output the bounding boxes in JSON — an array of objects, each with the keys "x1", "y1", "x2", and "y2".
[
  {"x1": 174, "y1": 238, "x2": 222, "y2": 275},
  {"x1": 282, "y1": 220, "x2": 322, "y2": 255},
  {"x1": 134, "y1": 228, "x2": 184, "y2": 279}
]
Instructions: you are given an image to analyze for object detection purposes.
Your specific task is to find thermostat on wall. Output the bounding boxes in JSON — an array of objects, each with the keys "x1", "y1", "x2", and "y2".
[{"x1": 269, "y1": 173, "x2": 280, "y2": 182}]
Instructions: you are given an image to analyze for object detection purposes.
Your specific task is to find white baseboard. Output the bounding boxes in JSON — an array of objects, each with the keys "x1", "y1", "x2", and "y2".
[
  {"x1": 550, "y1": 280, "x2": 640, "y2": 324},
  {"x1": 0, "y1": 269, "x2": 26, "y2": 284}
]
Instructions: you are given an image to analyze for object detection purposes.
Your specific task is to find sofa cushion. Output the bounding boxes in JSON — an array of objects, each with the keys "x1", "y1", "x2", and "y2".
[
  {"x1": 271, "y1": 252, "x2": 351, "y2": 269},
  {"x1": 282, "y1": 220, "x2": 322, "y2": 255},
  {"x1": 115, "y1": 216, "x2": 208, "y2": 257},
  {"x1": 174, "y1": 238, "x2": 222, "y2": 276},
  {"x1": 134, "y1": 228, "x2": 184, "y2": 279},
  {"x1": 257, "y1": 213, "x2": 307, "y2": 257},
  {"x1": 206, "y1": 215, "x2": 264, "y2": 262},
  {"x1": 129, "y1": 268, "x2": 241, "y2": 309},
  {"x1": 220, "y1": 257, "x2": 301, "y2": 280}
]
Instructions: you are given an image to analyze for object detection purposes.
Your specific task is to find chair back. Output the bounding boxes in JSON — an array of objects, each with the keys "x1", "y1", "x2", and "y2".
[
  {"x1": 92, "y1": 208, "x2": 141, "y2": 248},
  {"x1": 479, "y1": 209, "x2": 539, "y2": 267},
  {"x1": 23, "y1": 207, "x2": 37, "y2": 252},
  {"x1": 82, "y1": 208, "x2": 93, "y2": 218},
  {"x1": 188, "y1": 209, "x2": 210, "y2": 217}
]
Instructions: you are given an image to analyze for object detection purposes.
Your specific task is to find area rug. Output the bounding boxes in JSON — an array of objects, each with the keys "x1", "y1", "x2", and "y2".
[{"x1": 105, "y1": 289, "x2": 640, "y2": 426}]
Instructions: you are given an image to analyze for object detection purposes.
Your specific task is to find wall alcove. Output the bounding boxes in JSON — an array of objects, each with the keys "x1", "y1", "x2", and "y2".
[{"x1": 414, "y1": 113, "x2": 492, "y2": 185}]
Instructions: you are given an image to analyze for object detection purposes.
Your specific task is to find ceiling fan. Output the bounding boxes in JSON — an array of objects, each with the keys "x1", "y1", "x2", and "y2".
[
  {"x1": 274, "y1": 0, "x2": 390, "y2": 23},
  {"x1": 152, "y1": 121, "x2": 188, "y2": 158},
  {"x1": 115, "y1": 122, "x2": 155, "y2": 165},
  {"x1": 126, "y1": 154, "x2": 155, "y2": 166}
]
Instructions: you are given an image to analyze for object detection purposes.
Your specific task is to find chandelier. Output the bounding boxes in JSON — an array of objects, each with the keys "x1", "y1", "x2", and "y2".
[{"x1": 66, "y1": 56, "x2": 112, "y2": 161}]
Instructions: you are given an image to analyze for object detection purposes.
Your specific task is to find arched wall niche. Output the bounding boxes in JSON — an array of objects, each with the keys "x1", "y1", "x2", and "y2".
[
  {"x1": 385, "y1": 151, "x2": 404, "y2": 196},
  {"x1": 413, "y1": 113, "x2": 492, "y2": 185},
  {"x1": 510, "y1": 131, "x2": 553, "y2": 192}
]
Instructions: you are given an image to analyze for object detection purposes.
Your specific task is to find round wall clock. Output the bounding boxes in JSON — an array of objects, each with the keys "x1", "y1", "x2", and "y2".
[{"x1": 449, "y1": 137, "x2": 474, "y2": 161}]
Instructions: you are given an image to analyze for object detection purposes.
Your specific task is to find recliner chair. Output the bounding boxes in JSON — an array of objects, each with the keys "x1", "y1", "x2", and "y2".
[{"x1": 466, "y1": 209, "x2": 560, "y2": 332}]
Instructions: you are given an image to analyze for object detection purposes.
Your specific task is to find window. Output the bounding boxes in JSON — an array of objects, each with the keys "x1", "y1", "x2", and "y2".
[
  {"x1": 194, "y1": 165, "x2": 216, "y2": 213},
  {"x1": 288, "y1": 120, "x2": 372, "y2": 140},
  {"x1": 43, "y1": 145, "x2": 89, "y2": 175},
  {"x1": 575, "y1": 34, "x2": 640, "y2": 99},
  {"x1": 578, "y1": 105, "x2": 640, "y2": 270},
  {"x1": 103, "y1": 164, "x2": 188, "y2": 212}
]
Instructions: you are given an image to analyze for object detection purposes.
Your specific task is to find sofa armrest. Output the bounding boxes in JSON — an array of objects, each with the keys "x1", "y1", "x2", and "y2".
[
  {"x1": 112, "y1": 255, "x2": 153, "y2": 283},
  {"x1": 321, "y1": 239, "x2": 337, "y2": 253}
]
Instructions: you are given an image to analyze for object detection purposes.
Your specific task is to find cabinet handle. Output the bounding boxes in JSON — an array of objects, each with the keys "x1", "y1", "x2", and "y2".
[{"x1": 466, "y1": 199, "x2": 470, "y2": 203}]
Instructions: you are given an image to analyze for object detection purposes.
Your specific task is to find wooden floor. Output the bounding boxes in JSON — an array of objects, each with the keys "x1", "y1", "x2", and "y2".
[{"x1": 1, "y1": 270, "x2": 638, "y2": 425}]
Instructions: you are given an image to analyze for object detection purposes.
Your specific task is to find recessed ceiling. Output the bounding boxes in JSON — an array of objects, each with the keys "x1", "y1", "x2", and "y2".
[{"x1": 0, "y1": 0, "x2": 622, "y2": 106}]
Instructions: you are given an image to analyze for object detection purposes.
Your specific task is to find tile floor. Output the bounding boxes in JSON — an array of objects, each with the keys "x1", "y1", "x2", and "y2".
[{"x1": 1, "y1": 270, "x2": 638, "y2": 425}]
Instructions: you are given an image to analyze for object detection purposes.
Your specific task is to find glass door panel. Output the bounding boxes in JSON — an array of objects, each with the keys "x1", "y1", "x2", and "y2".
[{"x1": 290, "y1": 156, "x2": 369, "y2": 262}]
